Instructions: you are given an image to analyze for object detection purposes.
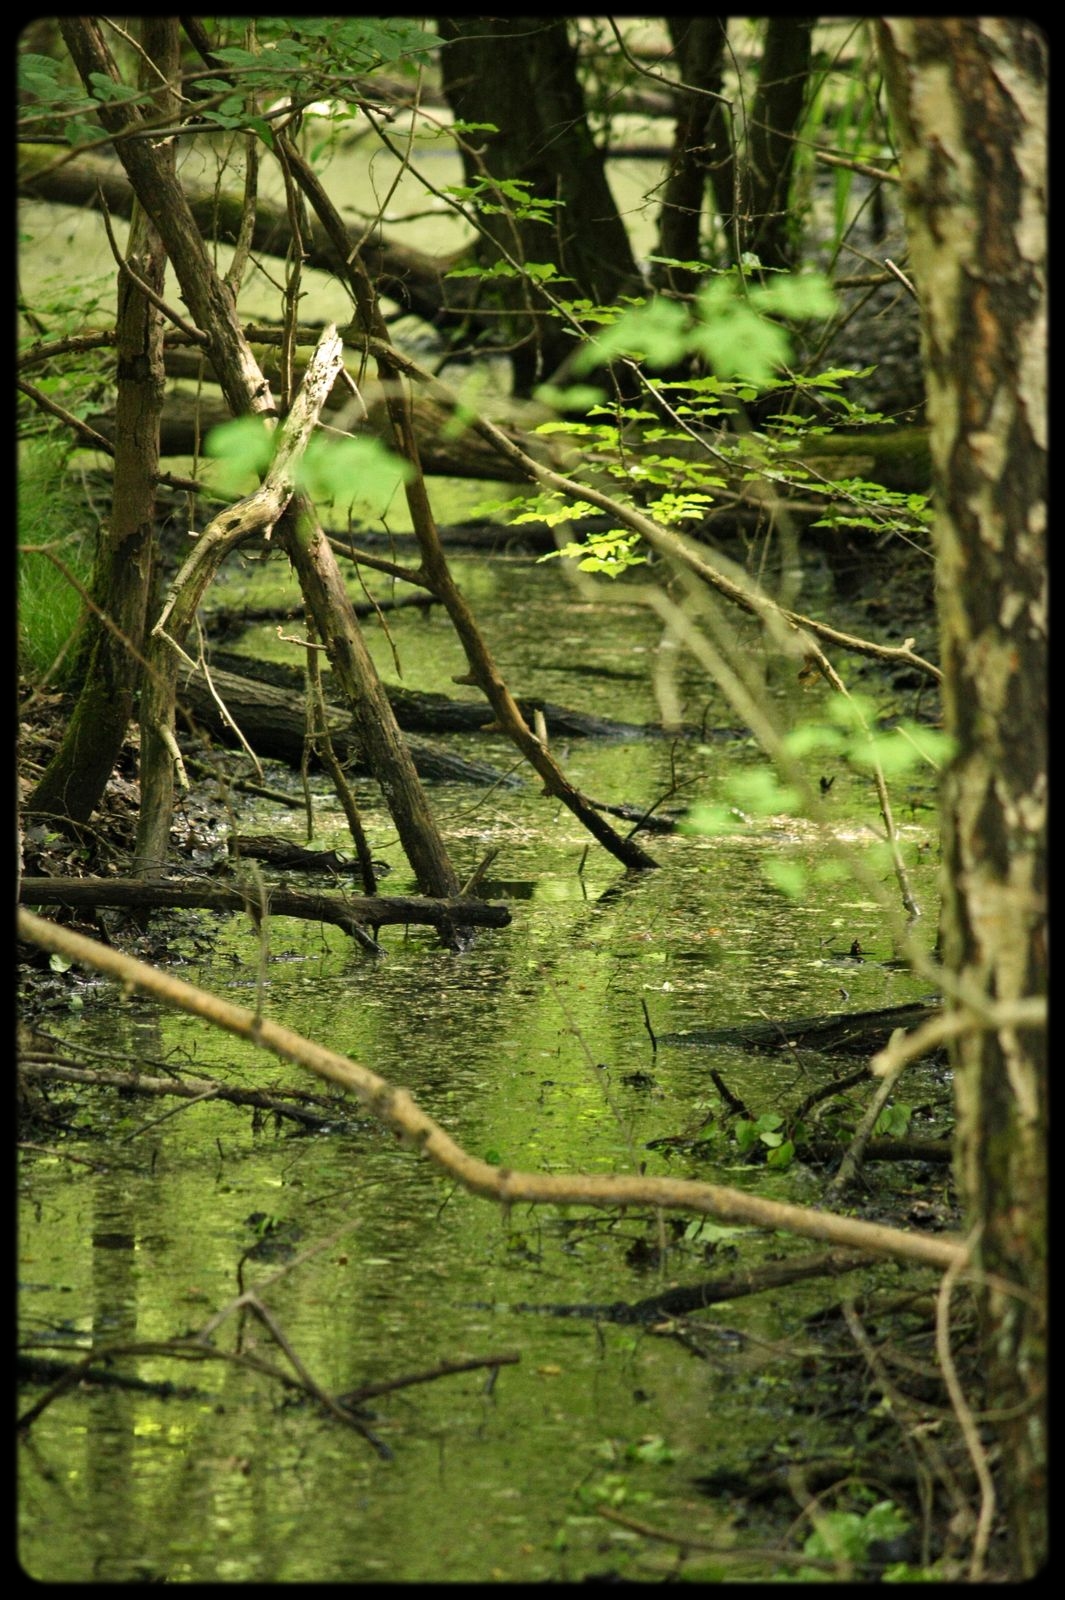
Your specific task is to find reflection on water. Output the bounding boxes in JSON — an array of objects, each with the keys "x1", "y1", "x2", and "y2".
[{"x1": 19, "y1": 555, "x2": 943, "y2": 1582}]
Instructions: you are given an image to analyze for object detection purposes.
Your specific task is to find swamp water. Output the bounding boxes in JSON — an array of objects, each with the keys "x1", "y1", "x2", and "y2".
[{"x1": 19, "y1": 552, "x2": 948, "y2": 1582}]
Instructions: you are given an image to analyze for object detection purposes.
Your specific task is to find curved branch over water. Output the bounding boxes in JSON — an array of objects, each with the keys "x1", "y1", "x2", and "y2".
[{"x1": 19, "y1": 908, "x2": 966, "y2": 1275}]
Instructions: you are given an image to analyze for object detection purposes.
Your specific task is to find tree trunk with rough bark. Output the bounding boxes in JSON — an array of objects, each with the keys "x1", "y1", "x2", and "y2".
[
  {"x1": 437, "y1": 16, "x2": 644, "y2": 391},
  {"x1": 26, "y1": 19, "x2": 178, "y2": 833},
  {"x1": 742, "y1": 17, "x2": 814, "y2": 270},
  {"x1": 652, "y1": 19, "x2": 730, "y2": 297},
  {"x1": 878, "y1": 19, "x2": 1047, "y2": 1578}
]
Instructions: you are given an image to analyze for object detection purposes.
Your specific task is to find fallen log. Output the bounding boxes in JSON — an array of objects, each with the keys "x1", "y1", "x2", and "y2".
[
  {"x1": 208, "y1": 589, "x2": 441, "y2": 638},
  {"x1": 88, "y1": 384, "x2": 566, "y2": 483},
  {"x1": 228, "y1": 834, "x2": 389, "y2": 877},
  {"x1": 19, "y1": 145, "x2": 454, "y2": 330},
  {"x1": 509, "y1": 1249, "x2": 870, "y2": 1324},
  {"x1": 176, "y1": 664, "x2": 520, "y2": 787},
  {"x1": 203, "y1": 648, "x2": 669, "y2": 742},
  {"x1": 660, "y1": 999, "x2": 943, "y2": 1057},
  {"x1": 18, "y1": 877, "x2": 511, "y2": 938}
]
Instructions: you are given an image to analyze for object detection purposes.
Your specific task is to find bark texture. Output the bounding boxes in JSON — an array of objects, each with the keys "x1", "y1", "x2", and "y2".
[
  {"x1": 437, "y1": 16, "x2": 644, "y2": 390},
  {"x1": 26, "y1": 19, "x2": 178, "y2": 831},
  {"x1": 742, "y1": 17, "x2": 814, "y2": 268},
  {"x1": 653, "y1": 19, "x2": 730, "y2": 295},
  {"x1": 878, "y1": 19, "x2": 1047, "y2": 1577}
]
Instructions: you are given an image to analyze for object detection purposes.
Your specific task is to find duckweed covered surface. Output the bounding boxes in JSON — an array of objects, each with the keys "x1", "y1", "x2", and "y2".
[{"x1": 19, "y1": 555, "x2": 952, "y2": 1582}]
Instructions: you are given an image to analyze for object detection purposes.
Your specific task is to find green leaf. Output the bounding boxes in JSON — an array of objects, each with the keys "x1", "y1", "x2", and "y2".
[
  {"x1": 848, "y1": 722, "x2": 954, "y2": 779},
  {"x1": 691, "y1": 293, "x2": 790, "y2": 387},
  {"x1": 683, "y1": 1219, "x2": 749, "y2": 1246},
  {"x1": 524, "y1": 262, "x2": 572, "y2": 283},
  {"x1": 874, "y1": 1103, "x2": 913, "y2": 1139},
  {"x1": 19, "y1": 55, "x2": 69, "y2": 103},
  {"x1": 206, "y1": 47, "x2": 260, "y2": 66},
  {"x1": 204, "y1": 416, "x2": 276, "y2": 493},
  {"x1": 750, "y1": 272, "x2": 838, "y2": 321},
  {"x1": 88, "y1": 72, "x2": 140, "y2": 104},
  {"x1": 766, "y1": 1140, "x2": 795, "y2": 1169},
  {"x1": 804, "y1": 1500, "x2": 912, "y2": 1566},
  {"x1": 725, "y1": 767, "x2": 802, "y2": 816},
  {"x1": 445, "y1": 260, "x2": 522, "y2": 280},
  {"x1": 627, "y1": 1435, "x2": 677, "y2": 1466},
  {"x1": 645, "y1": 254, "x2": 715, "y2": 275},
  {"x1": 514, "y1": 497, "x2": 599, "y2": 527},
  {"x1": 574, "y1": 297, "x2": 692, "y2": 373},
  {"x1": 63, "y1": 117, "x2": 100, "y2": 147},
  {"x1": 533, "y1": 383, "x2": 607, "y2": 412},
  {"x1": 782, "y1": 722, "x2": 848, "y2": 759},
  {"x1": 679, "y1": 802, "x2": 740, "y2": 837},
  {"x1": 296, "y1": 435, "x2": 413, "y2": 509}
]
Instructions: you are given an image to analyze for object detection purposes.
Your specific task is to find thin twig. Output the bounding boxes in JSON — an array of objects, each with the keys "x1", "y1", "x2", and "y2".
[{"x1": 936, "y1": 1228, "x2": 996, "y2": 1581}]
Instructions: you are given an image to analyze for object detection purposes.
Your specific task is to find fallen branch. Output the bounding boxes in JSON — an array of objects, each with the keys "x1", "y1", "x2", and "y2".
[
  {"x1": 337, "y1": 1350, "x2": 520, "y2": 1407},
  {"x1": 18, "y1": 877, "x2": 511, "y2": 937},
  {"x1": 16, "y1": 1329, "x2": 388, "y2": 1454},
  {"x1": 595, "y1": 1505, "x2": 838, "y2": 1572},
  {"x1": 19, "y1": 908, "x2": 966, "y2": 1274},
  {"x1": 18, "y1": 1059, "x2": 347, "y2": 1131},
  {"x1": 660, "y1": 999, "x2": 943, "y2": 1057},
  {"x1": 511, "y1": 1249, "x2": 870, "y2": 1324}
]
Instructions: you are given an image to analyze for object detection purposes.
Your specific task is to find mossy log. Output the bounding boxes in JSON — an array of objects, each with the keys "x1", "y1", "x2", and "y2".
[{"x1": 795, "y1": 427, "x2": 932, "y2": 492}]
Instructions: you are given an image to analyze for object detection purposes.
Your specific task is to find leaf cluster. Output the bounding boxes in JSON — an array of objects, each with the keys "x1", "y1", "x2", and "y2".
[{"x1": 19, "y1": 19, "x2": 438, "y2": 148}]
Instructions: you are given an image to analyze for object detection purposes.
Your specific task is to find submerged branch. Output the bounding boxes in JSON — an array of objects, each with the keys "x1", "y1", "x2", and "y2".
[
  {"x1": 19, "y1": 908, "x2": 967, "y2": 1275},
  {"x1": 18, "y1": 1059, "x2": 344, "y2": 1130}
]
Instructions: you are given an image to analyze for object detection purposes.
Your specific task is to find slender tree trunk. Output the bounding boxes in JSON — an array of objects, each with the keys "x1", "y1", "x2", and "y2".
[
  {"x1": 26, "y1": 18, "x2": 178, "y2": 833},
  {"x1": 878, "y1": 19, "x2": 1047, "y2": 1578},
  {"x1": 55, "y1": 18, "x2": 461, "y2": 906},
  {"x1": 57, "y1": 20, "x2": 275, "y2": 423},
  {"x1": 281, "y1": 507, "x2": 461, "y2": 900}
]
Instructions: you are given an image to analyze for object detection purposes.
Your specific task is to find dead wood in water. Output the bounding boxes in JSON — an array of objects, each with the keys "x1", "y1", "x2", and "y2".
[
  {"x1": 510, "y1": 1249, "x2": 871, "y2": 1324},
  {"x1": 202, "y1": 648, "x2": 659, "y2": 742},
  {"x1": 660, "y1": 999, "x2": 944, "y2": 1058},
  {"x1": 90, "y1": 378, "x2": 566, "y2": 484},
  {"x1": 18, "y1": 908, "x2": 971, "y2": 1275},
  {"x1": 18, "y1": 877, "x2": 510, "y2": 940},
  {"x1": 176, "y1": 664, "x2": 519, "y2": 788}
]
